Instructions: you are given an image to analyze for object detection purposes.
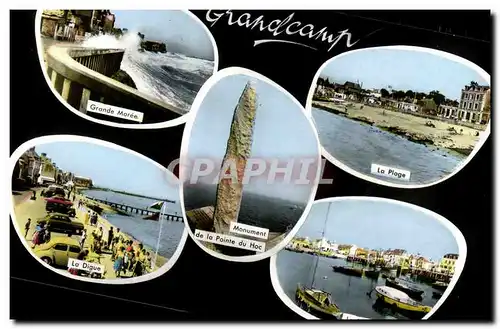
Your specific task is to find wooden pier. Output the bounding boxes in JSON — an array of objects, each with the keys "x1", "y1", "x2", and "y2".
[{"x1": 87, "y1": 197, "x2": 184, "y2": 222}]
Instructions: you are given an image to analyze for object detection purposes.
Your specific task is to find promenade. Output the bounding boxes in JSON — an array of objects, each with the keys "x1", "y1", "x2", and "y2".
[{"x1": 12, "y1": 189, "x2": 166, "y2": 279}]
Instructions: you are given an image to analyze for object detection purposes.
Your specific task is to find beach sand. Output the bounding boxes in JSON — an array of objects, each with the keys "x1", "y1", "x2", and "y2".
[{"x1": 313, "y1": 101, "x2": 486, "y2": 153}]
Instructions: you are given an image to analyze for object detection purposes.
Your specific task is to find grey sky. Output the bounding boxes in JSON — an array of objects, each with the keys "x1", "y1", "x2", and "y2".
[
  {"x1": 321, "y1": 48, "x2": 488, "y2": 101},
  {"x1": 113, "y1": 10, "x2": 214, "y2": 60},
  {"x1": 297, "y1": 200, "x2": 459, "y2": 261},
  {"x1": 186, "y1": 74, "x2": 319, "y2": 203}
]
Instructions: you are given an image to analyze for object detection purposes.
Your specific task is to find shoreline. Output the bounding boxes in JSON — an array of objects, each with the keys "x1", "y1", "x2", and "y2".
[
  {"x1": 312, "y1": 101, "x2": 484, "y2": 156},
  {"x1": 77, "y1": 194, "x2": 168, "y2": 269}
]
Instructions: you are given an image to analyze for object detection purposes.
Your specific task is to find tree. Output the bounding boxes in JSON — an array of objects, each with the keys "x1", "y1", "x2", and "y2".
[
  {"x1": 405, "y1": 90, "x2": 415, "y2": 99},
  {"x1": 429, "y1": 90, "x2": 446, "y2": 106},
  {"x1": 393, "y1": 90, "x2": 406, "y2": 100},
  {"x1": 415, "y1": 92, "x2": 426, "y2": 100},
  {"x1": 380, "y1": 88, "x2": 389, "y2": 98}
]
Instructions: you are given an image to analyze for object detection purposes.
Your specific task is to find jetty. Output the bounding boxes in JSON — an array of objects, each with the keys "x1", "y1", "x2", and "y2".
[{"x1": 86, "y1": 197, "x2": 184, "y2": 222}]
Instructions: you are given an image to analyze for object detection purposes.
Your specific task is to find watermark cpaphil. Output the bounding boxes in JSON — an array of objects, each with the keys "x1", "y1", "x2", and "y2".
[{"x1": 172, "y1": 156, "x2": 333, "y2": 186}]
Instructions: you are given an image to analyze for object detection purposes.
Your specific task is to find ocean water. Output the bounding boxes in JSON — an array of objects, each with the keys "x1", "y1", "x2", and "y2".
[
  {"x1": 83, "y1": 190, "x2": 184, "y2": 258},
  {"x1": 312, "y1": 108, "x2": 464, "y2": 185},
  {"x1": 81, "y1": 33, "x2": 214, "y2": 112},
  {"x1": 276, "y1": 251, "x2": 440, "y2": 320},
  {"x1": 183, "y1": 184, "x2": 306, "y2": 233}
]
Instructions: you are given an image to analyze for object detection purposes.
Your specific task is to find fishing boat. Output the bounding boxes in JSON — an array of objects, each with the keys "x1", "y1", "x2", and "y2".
[
  {"x1": 295, "y1": 284, "x2": 341, "y2": 317},
  {"x1": 363, "y1": 269, "x2": 381, "y2": 280},
  {"x1": 296, "y1": 202, "x2": 342, "y2": 319},
  {"x1": 332, "y1": 266, "x2": 363, "y2": 277},
  {"x1": 431, "y1": 281, "x2": 448, "y2": 292},
  {"x1": 375, "y1": 286, "x2": 432, "y2": 318},
  {"x1": 385, "y1": 278, "x2": 424, "y2": 300}
]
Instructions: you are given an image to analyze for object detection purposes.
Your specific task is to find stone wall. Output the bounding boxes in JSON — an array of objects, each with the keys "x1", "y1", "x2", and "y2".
[{"x1": 213, "y1": 81, "x2": 257, "y2": 233}]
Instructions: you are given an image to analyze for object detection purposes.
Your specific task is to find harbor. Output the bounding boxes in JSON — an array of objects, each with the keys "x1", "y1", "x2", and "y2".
[
  {"x1": 274, "y1": 199, "x2": 461, "y2": 320},
  {"x1": 278, "y1": 250, "x2": 444, "y2": 319}
]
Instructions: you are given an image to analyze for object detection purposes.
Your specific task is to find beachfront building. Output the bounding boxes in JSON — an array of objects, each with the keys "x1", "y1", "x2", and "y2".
[
  {"x1": 37, "y1": 154, "x2": 57, "y2": 185},
  {"x1": 74, "y1": 175, "x2": 93, "y2": 188},
  {"x1": 314, "y1": 85, "x2": 336, "y2": 99},
  {"x1": 288, "y1": 237, "x2": 311, "y2": 250},
  {"x1": 458, "y1": 83, "x2": 490, "y2": 124},
  {"x1": 397, "y1": 101, "x2": 421, "y2": 113},
  {"x1": 383, "y1": 249, "x2": 408, "y2": 267},
  {"x1": 335, "y1": 244, "x2": 351, "y2": 256},
  {"x1": 40, "y1": 10, "x2": 115, "y2": 42},
  {"x1": 439, "y1": 253, "x2": 459, "y2": 275},
  {"x1": 437, "y1": 104, "x2": 460, "y2": 119},
  {"x1": 312, "y1": 237, "x2": 335, "y2": 252}
]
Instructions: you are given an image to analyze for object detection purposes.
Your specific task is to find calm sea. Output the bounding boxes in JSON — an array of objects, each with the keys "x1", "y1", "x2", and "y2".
[
  {"x1": 83, "y1": 190, "x2": 184, "y2": 258},
  {"x1": 312, "y1": 108, "x2": 464, "y2": 185},
  {"x1": 276, "y1": 251, "x2": 440, "y2": 320}
]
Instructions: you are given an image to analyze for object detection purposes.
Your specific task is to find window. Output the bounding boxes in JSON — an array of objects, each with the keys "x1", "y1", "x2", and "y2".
[
  {"x1": 53, "y1": 244, "x2": 67, "y2": 251},
  {"x1": 476, "y1": 94, "x2": 480, "y2": 100},
  {"x1": 69, "y1": 246, "x2": 81, "y2": 253},
  {"x1": 474, "y1": 103, "x2": 479, "y2": 110},
  {"x1": 468, "y1": 103, "x2": 472, "y2": 109}
]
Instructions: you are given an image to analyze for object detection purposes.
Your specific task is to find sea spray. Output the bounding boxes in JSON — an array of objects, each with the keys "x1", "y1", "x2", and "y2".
[{"x1": 80, "y1": 32, "x2": 214, "y2": 111}]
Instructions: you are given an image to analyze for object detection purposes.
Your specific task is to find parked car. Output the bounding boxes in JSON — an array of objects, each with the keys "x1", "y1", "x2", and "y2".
[
  {"x1": 34, "y1": 236, "x2": 82, "y2": 267},
  {"x1": 45, "y1": 197, "x2": 76, "y2": 217},
  {"x1": 41, "y1": 185, "x2": 66, "y2": 198},
  {"x1": 37, "y1": 213, "x2": 84, "y2": 236}
]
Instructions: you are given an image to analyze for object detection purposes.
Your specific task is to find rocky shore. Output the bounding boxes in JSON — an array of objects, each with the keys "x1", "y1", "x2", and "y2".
[{"x1": 312, "y1": 101, "x2": 482, "y2": 156}]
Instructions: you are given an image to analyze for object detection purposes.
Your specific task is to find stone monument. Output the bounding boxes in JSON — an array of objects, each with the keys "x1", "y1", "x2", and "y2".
[{"x1": 212, "y1": 80, "x2": 258, "y2": 234}]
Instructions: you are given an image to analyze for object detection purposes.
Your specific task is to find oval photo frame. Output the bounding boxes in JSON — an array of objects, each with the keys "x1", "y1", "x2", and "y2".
[
  {"x1": 10, "y1": 135, "x2": 188, "y2": 284},
  {"x1": 306, "y1": 46, "x2": 491, "y2": 189},
  {"x1": 179, "y1": 67, "x2": 322, "y2": 262},
  {"x1": 34, "y1": 9, "x2": 219, "y2": 129},
  {"x1": 270, "y1": 197, "x2": 467, "y2": 320}
]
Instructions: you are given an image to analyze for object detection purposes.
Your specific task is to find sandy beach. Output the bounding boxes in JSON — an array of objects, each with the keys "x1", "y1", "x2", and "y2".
[{"x1": 312, "y1": 101, "x2": 486, "y2": 154}]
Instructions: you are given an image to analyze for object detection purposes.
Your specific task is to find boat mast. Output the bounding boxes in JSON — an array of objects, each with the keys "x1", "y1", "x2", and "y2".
[{"x1": 311, "y1": 202, "x2": 332, "y2": 288}]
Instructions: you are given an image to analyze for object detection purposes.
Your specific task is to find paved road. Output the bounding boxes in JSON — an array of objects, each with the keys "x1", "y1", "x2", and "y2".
[{"x1": 11, "y1": 191, "x2": 138, "y2": 280}]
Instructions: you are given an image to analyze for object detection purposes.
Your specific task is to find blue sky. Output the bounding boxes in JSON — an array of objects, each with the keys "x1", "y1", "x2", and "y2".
[
  {"x1": 35, "y1": 141, "x2": 179, "y2": 201},
  {"x1": 320, "y1": 48, "x2": 489, "y2": 101},
  {"x1": 297, "y1": 200, "x2": 459, "y2": 261},
  {"x1": 112, "y1": 10, "x2": 214, "y2": 60},
  {"x1": 187, "y1": 74, "x2": 319, "y2": 203}
]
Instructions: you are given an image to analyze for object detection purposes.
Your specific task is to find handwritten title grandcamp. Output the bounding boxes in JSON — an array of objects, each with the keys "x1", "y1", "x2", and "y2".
[{"x1": 205, "y1": 10, "x2": 359, "y2": 52}]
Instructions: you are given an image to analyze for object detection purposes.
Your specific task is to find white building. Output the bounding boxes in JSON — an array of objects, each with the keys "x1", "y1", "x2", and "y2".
[
  {"x1": 437, "y1": 104, "x2": 459, "y2": 119},
  {"x1": 397, "y1": 101, "x2": 420, "y2": 112},
  {"x1": 348, "y1": 245, "x2": 358, "y2": 257}
]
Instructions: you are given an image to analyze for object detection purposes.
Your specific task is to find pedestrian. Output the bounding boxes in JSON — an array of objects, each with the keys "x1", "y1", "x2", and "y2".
[
  {"x1": 108, "y1": 227, "x2": 114, "y2": 250},
  {"x1": 80, "y1": 229, "x2": 87, "y2": 248},
  {"x1": 24, "y1": 218, "x2": 31, "y2": 238},
  {"x1": 114, "y1": 246, "x2": 125, "y2": 278},
  {"x1": 84, "y1": 210, "x2": 90, "y2": 226},
  {"x1": 31, "y1": 223, "x2": 44, "y2": 247}
]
